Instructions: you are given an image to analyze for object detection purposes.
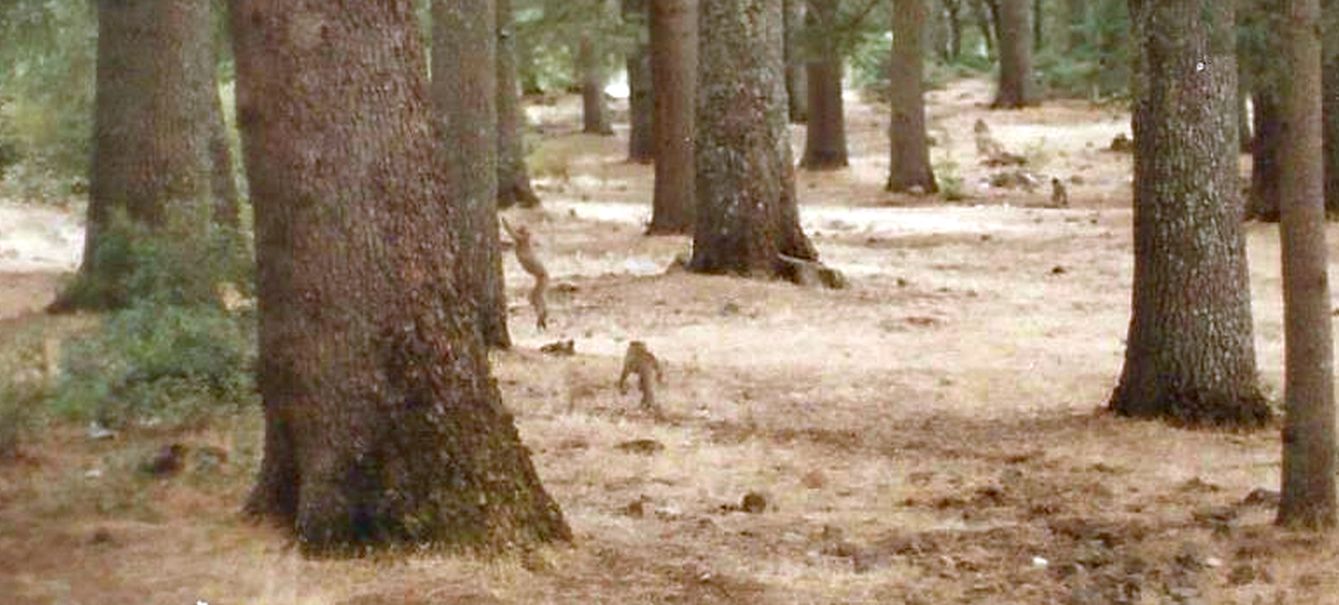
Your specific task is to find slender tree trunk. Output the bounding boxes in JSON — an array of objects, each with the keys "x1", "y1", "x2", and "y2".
[
  {"x1": 944, "y1": 0, "x2": 964, "y2": 60},
  {"x1": 888, "y1": 0, "x2": 938, "y2": 193},
  {"x1": 230, "y1": 0, "x2": 569, "y2": 552},
  {"x1": 1111, "y1": 0, "x2": 1269, "y2": 428},
  {"x1": 1277, "y1": 0, "x2": 1337, "y2": 531},
  {"x1": 1237, "y1": 62, "x2": 1254, "y2": 152},
  {"x1": 62, "y1": 0, "x2": 215, "y2": 311},
  {"x1": 625, "y1": 0, "x2": 655, "y2": 163},
  {"x1": 1322, "y1": 0, "x2": 1339, "y2": 214},
  {"x1": 692, "y1": 0, "x2": 838, "y2": 286},
  {"x1": 578, "y1": 32, "x2": 613, "y2": 135},
  {"x1": 207, "y1": 25, "x2": 240, "y2": 230},
  {"x1": 992, "y1": 0, "x2": 1035, "y2": 108},
  {"x1": 1248, "y1": 91, "x2": 1283, "y2": 221},
  {"x1": 647, "y1": 0, "x2": 697, "y2": 234},
  {"x1": 800, "y1": 0, "x2": 848, "y2": 169},
  {"x1": 972, "y1": 0, "x2": 997, "y2": 58},
  {"x1": 496, "y1": 0, "x2": 541, "y2": 208},
  {"x1": 784, "y1": 0, "x2": 809, "y2": 122},
  {"x1": 433, "y1": 0, "x2": 511, "y2": 350},
  {"x1": 1065, "y1": 0, "x2": 1086, "y2": 50},
  {"x1": 1031, "y1": 0, "x2": 1042, "y2": 53}
]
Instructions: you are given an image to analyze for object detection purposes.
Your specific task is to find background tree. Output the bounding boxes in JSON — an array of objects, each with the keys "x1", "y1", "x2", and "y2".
[
  {"x1": 624, "y1": 0, "x2": 655, "y2": 162},
  {"x1": 647, "y1": 0, "x2": 697, "y2": 234},
  {"x1": 784, "y1": 0, "x2": 809, "y2": 122},
  {"x1": 230, "y1": 0, "x2": 569, "y2": 552},
  {"x1": 1242, "y1": 0, "x2": 1285, "y2": 221},
  {"x1": 497, "y1": 0, "x2": 543, "y2": 208},
  {"x1": 433, "y1": 0, "x2": 512, "y2": 349},
  {"x1": 1277, "y1": 0, "x2": 1337, "y2": 530},
  {"x1": 1322, "y1": 0, "x2": 1339, "y2": 214},
  {"x1": 1111, "y1": 0, "x2": 1270, "y2": 427},
  {"x1": 888, "y1": 0, "x2": 938, "y2": 193},
  {"x1": 799, "y1": 0, "x2": 849, "y2": 170},
  {"x1": 578, "y1": 28, "x2": 614, "y2": 135},
  {"x1": 992, "y1": 0, "x2": 1034, "y2": 107}
]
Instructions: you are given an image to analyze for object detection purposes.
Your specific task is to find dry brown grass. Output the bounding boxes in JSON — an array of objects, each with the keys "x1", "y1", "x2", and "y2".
[{"x1": 3, "y1": 78, "x2": 1339, "y2": 604}]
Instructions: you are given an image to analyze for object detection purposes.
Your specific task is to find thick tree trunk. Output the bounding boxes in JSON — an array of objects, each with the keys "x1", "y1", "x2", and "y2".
[
  {"x1": 992, "y1": 0, "x2": 1034, "y2": 108},
  {"x1": 63, "y1": 0, "x2": 216, "y2": 311},
  {"x1": 692, "y1": 0, "x2": 837, "y2": 286},
  {"x1": 783, "y1": 0, "x2": 809, "y2": 122},
  {"x1": 624, "y1": 0, "x2": 655, "y2": 163},
  {"x1": 230, "y1": 0, "x2": 569, "y2": 552},
  {"x1": 496, "y1": 0, "x2": 541, "y2": 208},
  {"x1": 647, "y1": 0, "x2": 697, "y2": 234},
  {"x1": 1112, "y1": 0, "x2": 1269, "y2": 428},
  {"x1": 1277, "y1": 0, "x2": 1337, "y2": 531},
  {"x1": 578, "y1": 33, "x2": 613, "y2": 135},
  {"x1": 432, "y1": 0, "x2": 511, "y2": 350},
  {"x1": 799, "y1": 0, "x2": 848, "y2": 169},
  {"x1": 888, "y1": 0, "x2": 938, "y2": 193},
  {"x1": 1248, "y1": 91, "x2": 1283, "y2": 221}
]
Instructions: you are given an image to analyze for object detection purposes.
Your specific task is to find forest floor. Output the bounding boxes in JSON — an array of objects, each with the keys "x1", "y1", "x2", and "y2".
[{"x1": 3, "y1": 78, "x2": 1339, "y2": 604}]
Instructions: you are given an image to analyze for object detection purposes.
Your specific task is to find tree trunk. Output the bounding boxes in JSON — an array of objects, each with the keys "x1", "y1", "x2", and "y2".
[
  {"x1": 624, "y1": 0, "x2": 655, "y2": 163},
  {"x1": 1111, "y1": 0, "x2": 1269, "y2": 428},
  {"x1": 433, "y1": 0, "x2": 512, "y2": 350},
  {"x1": 1237, "y1": 62, "x2": 1254, "y2": 152},
  {"x1": 64, "y1": 0, "x2": 215, "y2": 311},
  {"x1": 1277, "y1": 0, "x2": 1337, "y2": 531},
  {"x1": 578, "y1": 32, "x2": 613, "y2": 135},
  {"x1": 944, "y1": 0, "x2": 964, "y2": 60},
  {"x1": 496, "y1": 0, "x2": 541, "y2": 208},
  {"x1": 1065, "y1": 0, "x2": 1086, "y2": 50},
  {"x1": 1031, "y1": 0, "x2": 1042, "y2": 53},
  {"x1": 1323, "y1": 0, "x2": 1339, "y2": 214},
  {"x1": 888, "y1": 0, "x2": 938, "y2": 193},
  {"x1": 208, "y1": 65, "x2": 240, "y2": 228},
  {"x1": 784, "y1": 0, "x2": 809, "y2": 122},
  {"x1": 799, "y1": 0, "x2": 848, "y2": 169},
  {"x1": 647, "y1": 0, "x2": 697, "y2": 235},
  {"x1": 971, "y1": 0, "x2": 997, "y2": 58},
  {"x1": 992, "y1": 0, "x2": 1034, "y2": 108},
  {"x1": 230, "y1": 0, "x2": 569, "y2": 553},
  {"x1": 692, "y1": 0, "x2": 838, "y2": 287},
  {"x1": 1248, "y1": 91, "x2": 1283, "y2": 221}
]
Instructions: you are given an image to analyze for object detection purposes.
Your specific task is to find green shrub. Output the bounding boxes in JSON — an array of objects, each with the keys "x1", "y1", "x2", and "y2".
[
  {"x1": 934, "y1": 159, "x2": 967, "y2": 202},
  {"x1": 0, "y1": 329, "x2": 49, "y2": 458}
]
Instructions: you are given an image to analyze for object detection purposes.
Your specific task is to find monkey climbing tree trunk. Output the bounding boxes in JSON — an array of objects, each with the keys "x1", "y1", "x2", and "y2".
[
  {"x1": 578, "y1": 33, "x2": 613, "y2": 135},
  {"x1": 799, "y1": 0, "x2": 848, "y2": 170},
  {"x1": 992, "y1": 0, "x2": 1034, "y2": 108},
  {"x1": 1277, "y1": 0, "x2": 1337, "y2": 530},
  {"x1": 783, "y1": 0, "x2": 809, "y2": 122},
  {"x1": 63, "y1": 0, "x2": 216, "y2": 311},
  {"x1": 496, "y1": 0, "x2": 541, "y2": 208},
  {"x1": 230, "y1": 0, "x2": 569, "y2": 553},
  {"x1": 691, "y1": 0, "x2": 840, "y2": 287},
  {"x1": 432, "y1": 0, "x2": 511, "y2": 350},
  {"x1": 1112, "y1": 0, "x2": 1270, "y2": 428},
  {"x1": 624, "y1": 0, "x2": 655, "y2": 163},
  {"x1": 647, "y1": 0, "x2": 697, "y2": 235},
  {"x1": 887, "y1": 0, "x2": 938, "y2": 194}
]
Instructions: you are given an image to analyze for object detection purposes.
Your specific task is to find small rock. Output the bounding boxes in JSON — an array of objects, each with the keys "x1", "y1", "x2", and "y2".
[
  {"x1": 1032, "y1": 555, "x2": 1049, "y2": 568},
  {"x1": 1051, "y1": 265, "x2": 1067, "y2": 275},
  {"x1": 616, "y1": 438, "x2": 664, "y2": 455},
  {"x1": 741, "y1": 491, "x2": 767, "y2": 513}
]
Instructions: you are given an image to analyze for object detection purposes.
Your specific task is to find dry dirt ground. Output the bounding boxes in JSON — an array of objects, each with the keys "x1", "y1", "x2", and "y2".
[{"x1": 3, "y1": 78, "x2": 1339, "y2": 604}]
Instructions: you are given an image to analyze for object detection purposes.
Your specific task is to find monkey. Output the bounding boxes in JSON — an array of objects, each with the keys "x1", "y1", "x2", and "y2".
[
  {"x1": 501, "y1": 218, "x2": 550, "y2": 330},
  {"x1": 619, "y1": 341, "x2": 665, "y2": 412},
  {"x1": 1050, "y1": 177, "x2": 1069, "y2": 208}
]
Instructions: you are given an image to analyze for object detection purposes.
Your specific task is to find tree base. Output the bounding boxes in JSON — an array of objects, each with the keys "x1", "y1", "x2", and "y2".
[
  {"x1": 799, "y1": 154, "x2": 849, "y2": 171},
  {"x1": 1109, "y1": 386, "x2": 1273, "y2": 429},
  {"x1": 776, "y1": 254, "x2": 847, "y2": 289}
]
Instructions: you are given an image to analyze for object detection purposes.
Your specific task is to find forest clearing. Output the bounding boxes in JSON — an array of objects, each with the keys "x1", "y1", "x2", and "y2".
[{"x1": 3, "y1": 74, "x2": 1338, "y2": 604}]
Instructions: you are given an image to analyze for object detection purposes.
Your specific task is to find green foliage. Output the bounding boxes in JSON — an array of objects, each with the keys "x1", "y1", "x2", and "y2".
[
  {"x1": 513, "y1": 0, "x2": 634, "y2": 95},
  {"x1": 934, "y1": 158, "x2": 967, "y2": 202},
  {"x1": 1035, "y1": 0, "x2": 1131, "y2": 100},
  {"x1": 0, "y1": 327, "x2": 52, "y2": 458}
]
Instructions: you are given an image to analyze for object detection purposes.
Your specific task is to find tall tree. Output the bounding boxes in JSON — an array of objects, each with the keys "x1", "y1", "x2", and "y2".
[
  {"x1": 992, "y1": 0, "x2": 1035, "y2": 107},
  {"x1": 1277, "y1": 0, "x2": 1337, "y2": 530},
  {"x1": 497, "y1": 0, "x2": 542, "y2": 208},
  {"x1": 1112, "y1": 0, "x2": 1270, "y2": 427},
  {"x1": 1065, "y1": 0, "x2": 1086, "y2": 50},
  {"x1": 1242, "y1": 0, "x2": 1285, "y2": 221},
  {"x1": 59, "y1": 0, "x2": 216, "y2": 311},
  {"x1": 784, "y1": 0, "x2": 809, "y2": 122},
  {"x1": 647, "y1": 0, "x2": 697, "y2": 234},
  {"x1": 971, "y1": 0, "x2": 998, "y2": 58},
  {"x1": 230, "y1": 0, "x2": 569, "y2": 552},
  {"x1": 625, "y1": 0, "x2": 655, "y2": 162},
  {"x1": 433, "y1": 0, "x2": 511, "y2": 349},
  {"x1": 888, "y1": 0, "x2": 938, "y2": 193},
  {"x1": 942, "y1": 0, "x2": 965, "y2": 60},
  {"x1": 691, "y1": 0, "x2": 841, "y2": 287},
  {"x1": 799, "y1": 0, "x2": 849, "y2": 169},
  {"x1": 577, "y1": 31, "x2": 613, "y2": 135},
  {"x1": 1322, "y1": 0, "x2": 1339, "y2": 214}
]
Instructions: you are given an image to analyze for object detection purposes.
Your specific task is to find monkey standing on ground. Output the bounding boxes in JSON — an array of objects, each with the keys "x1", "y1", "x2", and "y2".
[
  {"x1": 501, "y1": 218, "x2": 549, "y2": 329},
  {"x1": 619, "y1": 341, "x2": 665, "y2": 412},
  {"x1": 1050, "y1": 177, "x2": 1069, "y2": 208}
]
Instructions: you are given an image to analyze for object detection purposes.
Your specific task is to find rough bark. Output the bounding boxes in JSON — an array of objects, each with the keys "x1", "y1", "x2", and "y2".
[
  {"x1": 1277, "y1": 0, "x2": 1337, "y2": 530},
  {"x1": 784, "y1": 0, "x2": 809, "y2": 122},
  {"x1": 1248, "y1": 91, "x2": 1283, "y2": 221},
  {"x1": 992, "y1": 0, "x2": 1035, "y2": 108},
  {"x1": 1111, "y1": 0, "x2": 1269, "y2": 428},
  {"x1": 691, "y1": 0, "x2": 838, "y2": 287},
  {"x1": 799, "y1": 0, "x2": 848, "y2": 169},
  {"x1": 647, "y1": 0, "x2": 697, "y2": 234},
  {"x1": 888, "y1": 0, "x2": 938, "y2": 193},
  {"x1": 61, "y1": 0, "x2": 216, "y2": 311},
  {"x1": 433, "y1": 0, "x2": 511, "y2": 350},
  {"x1": 230, "y1": 0, "x2": 569, "y2": 552},
  {"x1": 578, "y1": 32, "x2": 613, "y2": 135},
  {"x1": 1323, "y1": 0, "x2": 1339, "y2": 214},
  {"x1": 625, "y1": 0, "x2": 655, "y2": 163},
  {"x1": 496, "y1": 0, "x2": 541, "y2": 208}
]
